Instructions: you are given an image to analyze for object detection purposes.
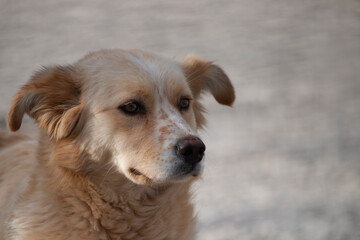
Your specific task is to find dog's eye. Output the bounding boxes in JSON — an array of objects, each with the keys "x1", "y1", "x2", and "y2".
[
  {"x1": 179, "y1": 98, "x2": 190, "y2": 111},
  {"x1": 119, "y1": 102, "x2": 145, "y2": 115}
]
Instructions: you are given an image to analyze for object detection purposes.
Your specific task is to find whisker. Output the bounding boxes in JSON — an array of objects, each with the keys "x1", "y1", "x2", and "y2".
[{"x1": 100, "y1": 163, "x2": 116, "y2": 186}]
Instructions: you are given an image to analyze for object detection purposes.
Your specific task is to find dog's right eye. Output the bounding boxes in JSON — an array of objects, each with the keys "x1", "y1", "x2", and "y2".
[{"x1": 119, "y1": 101, "x2": 145, "y2": 115}]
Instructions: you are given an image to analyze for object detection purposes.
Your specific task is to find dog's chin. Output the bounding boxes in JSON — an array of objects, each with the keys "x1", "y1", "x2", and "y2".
[
  {"x1": 171, "y1": 163, "x2": 203, "y2": 182},
  {"x1": 126, "y1": 164, "x2": 203, "y2": 185}
]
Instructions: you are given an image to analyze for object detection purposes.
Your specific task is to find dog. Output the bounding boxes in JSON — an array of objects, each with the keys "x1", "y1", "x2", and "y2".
[{"x1": 0, "y1": 49, "x2": 235, "y2": 240}]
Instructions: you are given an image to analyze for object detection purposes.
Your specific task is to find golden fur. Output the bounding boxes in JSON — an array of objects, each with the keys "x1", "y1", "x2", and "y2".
[{"x1": 0, "y1": 49, "x2": 235, "y2": 239}]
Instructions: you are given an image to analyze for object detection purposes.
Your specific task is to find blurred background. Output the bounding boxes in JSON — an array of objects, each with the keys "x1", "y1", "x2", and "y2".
[{"x1": 1, "y1": 0, "x2": 360, "y2": 239}]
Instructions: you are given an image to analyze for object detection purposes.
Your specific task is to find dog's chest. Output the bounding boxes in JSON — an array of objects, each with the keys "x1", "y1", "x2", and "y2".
[{"x1": 65, "y1": 187, "x2": 195, "y2": 240}]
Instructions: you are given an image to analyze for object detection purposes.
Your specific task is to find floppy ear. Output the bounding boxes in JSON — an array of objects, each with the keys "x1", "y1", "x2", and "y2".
[
  {"x1": 7, "y1": 66, "x2": 83, "y2": 140},
  {"x1": 182, "y1": 55, "x2": 235, "y2": 128},
  {"x1": 182, "y1": 55, "x2": 235, "y2": 106}
]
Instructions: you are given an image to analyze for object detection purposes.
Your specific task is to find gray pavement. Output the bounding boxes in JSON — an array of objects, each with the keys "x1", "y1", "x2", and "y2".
[{"x1": 1, "y1": 0, "x2": 360, "y2": 239}]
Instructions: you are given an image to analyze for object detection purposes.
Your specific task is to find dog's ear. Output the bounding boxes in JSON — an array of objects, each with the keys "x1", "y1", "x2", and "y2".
[
  {"x1": 182, "y1": 55, "x2": 235, "y2": 128},
  {"x1": 182, "y1": 55, "x2": 235, "y2": 106},
  {"x1": 7, "y1": 66, "x2": 83, "y2": 140}
]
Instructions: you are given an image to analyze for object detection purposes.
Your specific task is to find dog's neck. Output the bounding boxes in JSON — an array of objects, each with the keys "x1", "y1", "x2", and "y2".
[{"x1": 37, "y1": 132, "x2": 196, "y2": 239}]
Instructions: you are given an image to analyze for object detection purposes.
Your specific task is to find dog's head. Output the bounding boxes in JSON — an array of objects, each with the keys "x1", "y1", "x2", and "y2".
[{"x1": 7, "y1": 49, "x2": 235, "y2": 185}]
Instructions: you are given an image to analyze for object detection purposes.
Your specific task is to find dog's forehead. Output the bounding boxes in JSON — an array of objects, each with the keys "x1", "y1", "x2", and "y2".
[
  {"x1": 78, "y1": 49, "x2": 184, "y2": 82},
  {"x1": 77, "y1": 50, "x2": 190, "y2": 107}
]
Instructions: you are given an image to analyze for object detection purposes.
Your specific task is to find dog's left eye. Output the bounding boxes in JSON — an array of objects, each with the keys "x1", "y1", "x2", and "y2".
[
  {"x1": 179, "y1": 98, "x2": 190, "y2": 111},
  {"x1": 119, "y1": 101, "x2": 145, "y2": 115}
]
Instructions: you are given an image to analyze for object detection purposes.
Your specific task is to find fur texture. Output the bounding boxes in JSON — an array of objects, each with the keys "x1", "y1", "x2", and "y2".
[{"x1": 0, "y1": 49, "x2": 235, "y2": 240}]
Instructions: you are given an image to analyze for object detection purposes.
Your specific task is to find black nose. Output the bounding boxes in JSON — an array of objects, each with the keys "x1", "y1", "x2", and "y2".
[{"x1": 175, "y1": 136, "x2": 206, "y2": 165}]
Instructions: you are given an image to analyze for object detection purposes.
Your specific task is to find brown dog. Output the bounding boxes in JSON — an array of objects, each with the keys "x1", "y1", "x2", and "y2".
[{"x1": 0, "y1": 49, "x2": 235, "y2": 240}]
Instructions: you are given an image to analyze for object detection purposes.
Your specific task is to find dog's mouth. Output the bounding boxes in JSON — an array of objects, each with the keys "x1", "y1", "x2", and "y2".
[
  {"x1": 128, "y1": 168, "x2": 153, "y2": 184},
  {"x1": 128, "y1": 163, "x2": 202, "y2": 185},
  {"x1": 129, "y1": 168, "x2": 142, "y2": 176}
]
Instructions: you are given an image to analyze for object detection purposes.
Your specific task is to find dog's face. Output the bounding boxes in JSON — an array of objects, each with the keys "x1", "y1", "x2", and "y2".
[{"x1": 7, "y1": 49, "x2": 235, "y2": 185}]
